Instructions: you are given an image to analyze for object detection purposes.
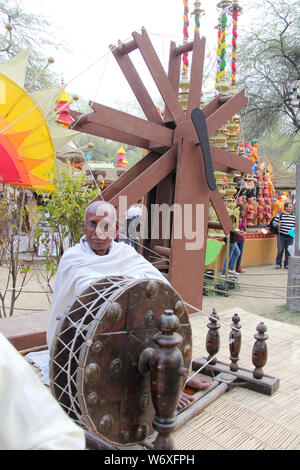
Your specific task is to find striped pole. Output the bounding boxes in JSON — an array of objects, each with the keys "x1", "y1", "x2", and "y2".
[
  {"x1": 191, "y1": 1, "x2": 205, "y2": 36},
  {"x1": 229, "y1": 0, "x2": 243, "y2": 89},
  {"x1": 182, "y1": 0, "x2": 190, "y2": 76},
  {"x1": 215, "y1": 1, "x2": 232, "y2": 91}
]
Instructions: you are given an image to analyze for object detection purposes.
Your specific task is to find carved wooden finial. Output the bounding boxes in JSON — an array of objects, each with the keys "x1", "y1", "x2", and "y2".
[
  {"x1": 229, "y1": 313, "x2": 241, "y2": 372},
  {"x1": 252, "y1": 322, "x2": 268, "y2": 379},
  {"x1": 206, "y1": 308, "x2": 220, "y2": 365},
  {"x1": 151, "y1": 309, "x2": 187, "y2": 450}
]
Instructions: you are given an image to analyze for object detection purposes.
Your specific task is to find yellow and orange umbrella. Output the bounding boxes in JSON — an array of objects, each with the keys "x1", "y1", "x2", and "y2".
[{"x1": 0, "y1": 73, "x2": 56, "y2": 191}]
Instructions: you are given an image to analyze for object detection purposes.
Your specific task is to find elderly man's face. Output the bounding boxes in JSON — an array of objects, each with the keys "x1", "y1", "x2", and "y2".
[{"x1": 84, "y1": 203, "x2": 117, "y2": 256}]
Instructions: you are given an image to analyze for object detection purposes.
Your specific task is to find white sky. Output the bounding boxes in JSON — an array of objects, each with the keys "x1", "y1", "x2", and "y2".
[{"x1": 22, "y1": 0, "x2": 250, "y2": 111}]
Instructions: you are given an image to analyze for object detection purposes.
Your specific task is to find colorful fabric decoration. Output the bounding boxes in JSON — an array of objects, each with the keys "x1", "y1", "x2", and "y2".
[
  {"x1": 0, "y1": 50, "x2": 81, "y2": 192},
  {"x1": 55, "y1": 89, "x2": 74, "y2": 128},
  {"x1": 0, "y1": 73, "x2": 56, "y2": 191},
  {"x1": 116, "y1": 145, "x2": 128, "y2": 169}
]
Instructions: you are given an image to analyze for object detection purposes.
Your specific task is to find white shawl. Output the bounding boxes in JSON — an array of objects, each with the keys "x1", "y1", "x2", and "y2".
[{"x1": 47, "y1": 237, "x2": 169, "y2": 347}]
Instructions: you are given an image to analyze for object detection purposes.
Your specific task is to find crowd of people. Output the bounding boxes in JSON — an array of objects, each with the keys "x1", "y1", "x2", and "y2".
[{"x1": 220, "y1": 172, "x2": 296, "y2": 276}]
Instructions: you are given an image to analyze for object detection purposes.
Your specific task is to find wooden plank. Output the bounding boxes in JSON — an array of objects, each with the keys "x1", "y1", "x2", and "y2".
[
  {"x1": 70, "y1": 111, "x2": 149, "y2": 149},
  {"x1": 8, "y1": 331, "x2": 47, "y2": 352},
  {"x1": 110, "y1": 44, "x2": 163, "y2": 125},
  {"x1": 206, "y1": 90, "x2": 248, "y2": 137},
  {"x1": 132, "y1": 29, "x2": 185, "y2": 125},
  {"x1": 169, "y1": 139, "x2": 209, "y2": 310},
  {"x1": 108, "y1": 148, "x2": 176, "y2": 213},
  {"x1": 88, "y1": 102, "x2": 173, "y2": 147},
  {"x1": 211, "y1": 145, "x2": 253, "y2": 174},
  {"x1": 187, "y1": 34, "x2": 206, "y2": 116},
  {"x1": 192, "y1": 357, "x2": 280, "y2": 396},
  {"x1": 210, "y1": 189, "x2": 235, "y2": 235},
  {"x1": 149, "y1": 173, "x2": 175, "y2": 251},
  {"x1": 100, "y1": 152, "x2": 160, "y2": 202},
  {"x1": 164, "y1": 41, "x2": 182, "y2": 123}
]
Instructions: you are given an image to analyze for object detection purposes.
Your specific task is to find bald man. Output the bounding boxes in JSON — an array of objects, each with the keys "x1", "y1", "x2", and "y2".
[
  {"x1": 47, "y1": 201, "x2": 169, "y2": 347},
  {"x1": 47, "y1": 200, "x2": 211, "y2": 408}
]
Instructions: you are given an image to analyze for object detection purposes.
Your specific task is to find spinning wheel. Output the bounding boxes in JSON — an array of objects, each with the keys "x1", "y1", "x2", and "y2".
[
  {"x1": 70, "y1": 28, "x2": 253, "y2": 310},
  {"x1": 50, "y1": 276, "x2": 192, "y2": 447}
]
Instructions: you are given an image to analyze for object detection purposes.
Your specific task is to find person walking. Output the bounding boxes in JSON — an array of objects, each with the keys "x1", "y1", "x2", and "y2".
[
  {"x1": 274, "y1": 202, "x2": 296, "y2": 269},
  {"x1": 235, "y1": 208, "x2": 247, "y2": 273}
]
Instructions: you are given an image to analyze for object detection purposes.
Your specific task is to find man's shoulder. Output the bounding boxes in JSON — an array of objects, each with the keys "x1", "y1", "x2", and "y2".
[{"x1": 59, "y1": 243, "x2": 83, "y2": 263}]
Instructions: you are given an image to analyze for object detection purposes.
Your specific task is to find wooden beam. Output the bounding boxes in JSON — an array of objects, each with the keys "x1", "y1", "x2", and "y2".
[
  {"x1": 8, "y1": 331, "x2": 47, "y2": 352},
  {"x1": 187, "y1": 34, "x2": 206, "y2": 116},
  {"x1": 211, "y1": 146, "x2": 253, "y2": 175},
  {"x1": 100, "y1": 152, "x2": 160, "y2": 202},
  {"x1": 107, "y1": 148, "x2": 176, "y2": 213},
  {"x1": 206, "y1": 90, "x2": 248, "y2": 137},
  {"x1": 210, "y1": 189, "x2": 235, "y2": 235},
  {"x1": 113, "y1": 37, "x2": 137, "y2": 55},
  {"x1": 88, "y1": 102, "x2": 173, "y2": 148},
  {"x1": 132, "y1": 29, "x2": 185, "y2": 125},
  {"x1": 163, "y1": 41, "x2": 182, "y2": 123},
  {"x1": 70, "y1": 111, "x2": 149, "y2": 149},
  {"x1": 110, "y1": 44, "x2": 163, "y2": 125},
  {"x1": 169, "y1": 139, "x2": 209, "y2": 310}
]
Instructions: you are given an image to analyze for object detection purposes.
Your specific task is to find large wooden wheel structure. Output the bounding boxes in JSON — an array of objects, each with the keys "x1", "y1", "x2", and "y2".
[{"x1": 71, "y1": 28, "x2": 252, "y2": 310}]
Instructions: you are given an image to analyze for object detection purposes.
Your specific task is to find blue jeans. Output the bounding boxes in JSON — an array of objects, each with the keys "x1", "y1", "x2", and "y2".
[
  {"x1": 236, "y1": 240, "x2": 244, "y2": 270},
  {"x1": 222, "y1": 242, "x2": 241, "y2": 274},
  {"x1": 276, "y1": 235, "x2": 293, "y2": 268}
]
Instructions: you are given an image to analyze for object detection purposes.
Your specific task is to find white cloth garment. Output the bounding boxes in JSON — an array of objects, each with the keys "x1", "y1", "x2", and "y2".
[
  {"x1": 47, "y1": 237, "x2": 169, "y2": 347},
  {"x1": 126, "y1": 205, "x2": 142, "y2": 218},
  {"x1": 0, "y1": 332, "x2": 85, "y2": 450}
]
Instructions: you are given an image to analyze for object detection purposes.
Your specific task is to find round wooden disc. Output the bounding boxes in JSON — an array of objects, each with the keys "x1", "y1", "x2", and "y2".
[{"x1": 50, "y1": 276, "x2": 192, "y2": 446}]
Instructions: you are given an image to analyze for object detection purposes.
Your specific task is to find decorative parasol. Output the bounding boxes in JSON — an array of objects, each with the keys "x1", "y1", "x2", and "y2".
[
  {"x1": 0, "y1": 47, "x2": 80, "y2": 192},
  {"x1": 0, "y1": 72, "x2": 56, "y2": 191}
]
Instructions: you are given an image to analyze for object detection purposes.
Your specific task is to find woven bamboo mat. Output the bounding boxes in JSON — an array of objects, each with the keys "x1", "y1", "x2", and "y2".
[{"x1": 173, "y1": 308, "x2": 300, "y2": 450}]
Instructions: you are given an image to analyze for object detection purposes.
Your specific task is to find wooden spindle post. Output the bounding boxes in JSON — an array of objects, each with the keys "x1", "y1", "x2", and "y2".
[
  {"x1": 206, "y1": 308, "x2": 220, "y2": 365},
  {"x1": 252, "y1": 322, "x2": 268, "y2": 379},
  {"x1": 229, "y1": 313, "x2": 242, "y2": 372},
  {"x1": 138, "y1": 309, "x2": 188, "y2": 450}
]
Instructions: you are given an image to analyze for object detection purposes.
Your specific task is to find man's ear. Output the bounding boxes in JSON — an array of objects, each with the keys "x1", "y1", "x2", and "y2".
[{"x1": 115, "y1": 219, "x2": 119, "y2": 233}]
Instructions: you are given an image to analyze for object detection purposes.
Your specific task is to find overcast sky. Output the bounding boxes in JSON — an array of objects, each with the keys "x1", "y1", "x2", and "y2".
[{"x1": 23, "y1": 0, "x2": 250, "y2": 110}]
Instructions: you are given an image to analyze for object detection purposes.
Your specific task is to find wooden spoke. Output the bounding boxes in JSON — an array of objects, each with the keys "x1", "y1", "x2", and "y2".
[
  {"x1": 164, "y1": 41, "x2": 183, "y2": 123},
  {"x1": 105, "y1": 148, "x2": 176, "y2": 214},
  {"x1": 70, "y1": 110, "x2": 150, "y2": 149},
  {"x1": 206, "y1": 89, "x2": 248, "y2": 136},
  {"x1": 110, "y1": 44, "x2": 163, "y2": 125},
  {"x1": 72, "y1": 103, "x2": 173, "y2": 148},
  {"x1": 100, "y1": 152, "x2": 160, "y2": 202},
  {"x1": 210, "y1": 189, "x2": 235, "y2": 235},
  {"x1": 186, "y1": 34, "x2": 206, "y2": 116},
  {"x1": 211, "y1": 145, "x2": 253, "y2": 174},
  {"x1": 132, "y1": 29, "x2": 185, "y2": 125}
]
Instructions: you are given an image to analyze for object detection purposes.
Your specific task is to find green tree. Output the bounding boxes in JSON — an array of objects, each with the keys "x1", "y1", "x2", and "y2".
[
  {"x1": 0, "y1": 0, "x2": 60, "y2": 89},
  {"x1": 238, "y1": 0, "x2": 300, "y2": 137}
]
